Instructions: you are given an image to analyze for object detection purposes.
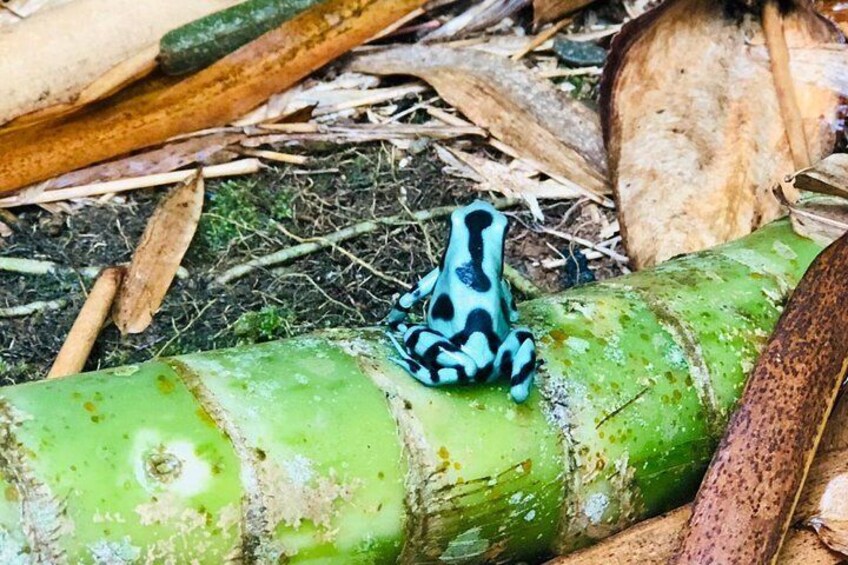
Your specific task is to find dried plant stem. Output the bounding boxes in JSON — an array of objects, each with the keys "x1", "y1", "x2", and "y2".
[
  {"x1": 511, "y1": 17, "x2": 571, "y2": 61},
  {"x1": 0, "y1": 159, "x2": 259, "y2": 208},
  {"x1": 216, "y1": 198, "x2": 518, "y2": 284},
  {"x1": 503, "y1": 264, "x2": 544, "y2": 298},
  {"x1": 47, "y1": 267, "x2": 124, "y2": 379},
  {"x1": 763, "y1": 0, "x2": 810, "y2": 204},
  {"x1": 0, "y1": 298, "x2": 67, "y2": 318}
]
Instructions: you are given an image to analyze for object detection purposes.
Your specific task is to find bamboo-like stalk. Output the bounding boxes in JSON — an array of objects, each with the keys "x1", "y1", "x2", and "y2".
[{"x1": 0, "y1": 220, "x2": 825, "y2": 562}]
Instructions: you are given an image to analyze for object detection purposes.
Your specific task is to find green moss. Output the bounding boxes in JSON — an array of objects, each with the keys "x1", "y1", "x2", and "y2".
[
  {"x1": 197, "y1": 173, "x2": 293, "y2": 253},
  {"x1": 233, "y1": 305, "x2": 296, "y2": 344}
]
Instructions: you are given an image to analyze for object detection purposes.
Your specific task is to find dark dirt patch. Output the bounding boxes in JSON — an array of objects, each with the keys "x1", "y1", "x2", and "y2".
[{"x1": 0, "y1": 143, "x2": 623, "y2": 385}]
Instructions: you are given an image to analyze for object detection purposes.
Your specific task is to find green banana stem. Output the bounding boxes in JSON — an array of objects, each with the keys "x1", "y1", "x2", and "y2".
[{"x1": 0, "y1": 220, "x2": 823, "y2": 563}]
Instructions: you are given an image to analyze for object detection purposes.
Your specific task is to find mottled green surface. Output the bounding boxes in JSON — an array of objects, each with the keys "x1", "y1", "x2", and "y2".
[{"x1": 0, "y1": 220, "x2": 825, "y2": 562}]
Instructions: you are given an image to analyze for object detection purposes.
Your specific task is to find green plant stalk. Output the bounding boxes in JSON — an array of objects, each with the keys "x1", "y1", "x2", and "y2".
[
  {"x1": 0, "y1": 220, "x2": 824, "y2": 563},
  {"x1": 159, "y1": 0, "x2": 325, "y2": 75}
]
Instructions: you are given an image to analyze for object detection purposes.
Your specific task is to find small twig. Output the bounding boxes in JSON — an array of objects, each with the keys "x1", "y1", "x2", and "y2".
[
  {"x1": 240, "y1": 149, "x2": 308, "y2": 165},
  {"x1": 276, "y1": 224, "x2": 411, "y2": 289},
  {"x1": 503, "y1": 264, "x2": 544, "y2": 299},
  {"x1": 0, "y1": 298, "x2": 67, "y2": 318},
  {"x1": 540, "y1": 226, "x2": 630, "y2": 263},
  {"x1": 511, "y1": 17, "x2": 571, "y2": 61},
  {"x1": 47, "y1": 267, "x2": 123, "y2": 379},
  {"x1": 216, "y1": 198, "x2": 519, "y2": 284},
  {"x1": 273, "y1": 272, "x2": 367, "y2": 323},
  {"x1": 763, "y1": 0, "x2": 809, "y2": 203},
  {"x1": 155, "y1": 298, "x2": 217, "y2": 357},
  {"x1": 0, "y1": 256, "x2": 188, "y2": 280},
  {"x1": 539, "y1": 66, "x2": 603, "y2": 78},
  {"x1": 0, "y1": 159, "x2": 260, "y2": 208}
]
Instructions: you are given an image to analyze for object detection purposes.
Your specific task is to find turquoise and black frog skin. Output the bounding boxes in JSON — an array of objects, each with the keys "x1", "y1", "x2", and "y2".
[{"x1": 386, "y1": 200, "x2": 537, "y2": 403}]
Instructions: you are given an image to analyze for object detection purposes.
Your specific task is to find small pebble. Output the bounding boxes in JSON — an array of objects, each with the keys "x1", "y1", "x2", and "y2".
[
  {"x1": 553, "y1": 37, "x2": 607, "y2": 67},
  {"x1": 560, "y1": 248, "x2": 596, "y2": 289}
]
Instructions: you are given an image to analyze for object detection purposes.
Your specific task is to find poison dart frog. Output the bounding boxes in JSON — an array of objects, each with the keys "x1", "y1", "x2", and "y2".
[{"x1": 386, "y1": 200, "x2": 537, "y2": 403}]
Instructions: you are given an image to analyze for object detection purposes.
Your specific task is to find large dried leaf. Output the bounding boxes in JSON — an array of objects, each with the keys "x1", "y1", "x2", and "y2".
[
  {"x1": 353, "y1": 45, "x2": 609, "y2": 195},
  {"x1": 817, "y1": 0, "x2": 848, "y2": 35},
  {"x1": 112, "y1": 173, "x2": 204, "y2": 334},
  {"x1": 602, "y1": 0, "x2": 842, "y2": 269},
  {"x1": 0, "y1": 0, "x2": 241, "y2": 126},
  {"x1": 0, "y1": 0, "x2": 428, "y2": 194}
]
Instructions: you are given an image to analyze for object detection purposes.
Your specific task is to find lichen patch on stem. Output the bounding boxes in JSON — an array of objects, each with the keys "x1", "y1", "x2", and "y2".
[{"x1": 0, "y1": 398, "x2": 73, "y2": 563}]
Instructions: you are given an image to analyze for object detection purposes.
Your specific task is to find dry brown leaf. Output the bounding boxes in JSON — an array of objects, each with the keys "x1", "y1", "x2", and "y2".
[
  {"x1": 112, "y1": 172, "x2": 204, "y2": 334},
  {"x1": 0, "y1": 0, "x2": 428, "y2": 194},
  {"x1": 0, "y1": 0, "x2": 241, "y2": 127},
  {"x1": 602, "y1": 0, "x2": 842, "y2": 269},
  {"x1": 790, "y1": 198, "x2": 848, "y2": 246},
  {"x1": 422, "y1": 0, "x2": 529, "y2": 42},
  {"x1": 352, "y1": 44, "x2": 609, "y2": 195},
  {"x1": 533, "y1": 0, "x2": 593, "y2": 27}
]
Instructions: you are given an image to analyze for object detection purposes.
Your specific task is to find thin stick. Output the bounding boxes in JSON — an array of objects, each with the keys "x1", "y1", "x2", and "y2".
[
  {"x1": 503, "y1": 264, "x2": 544, "y2": 298},
  {"x1": 276, "y1": 224, "x2": 411, "y2": 288},
  {"x1": 0, "y1": 159, "x2": 260, "y2": 208},
  {"x1": 240, "y1": 149, "x2": 308, "y2": 165},
  {"x1": 0, "y1": 256, "x2": 188, "y2": 280},
  {"x1": 541, "y1": 226, "x2": 629, "y2": 262},
  {"x1": 47, "y1": 267, "x2": 123, "y2": 379},
  {"x1": 763, "y1": 0, "x2": 809, "y2": 203},
  {"x1": 216, "y1": 198, "x2": 519, "y2": 284},
  {"x1": 0, "y1": 298, "x2": 67, "y2": 318},
  {"x1": 511, "y1": 18, "x2": 571, "y2": 61}
]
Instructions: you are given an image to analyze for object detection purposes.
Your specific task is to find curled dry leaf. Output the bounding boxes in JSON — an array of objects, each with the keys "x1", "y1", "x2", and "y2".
[
  {"x1": 352, "y1": 45, "x2": 609, "y2": 195},
  {"x1": 807, "y1": 476, "x2": 848, "y2": 556},
  {"x1": 793, "y1": 153, "x2": 848, "y2": 198},
  {"x1": 602, "y1": 0, "x2": 842, "y2": 269},
  {"x1": 817, "y1": 0, "x2": 848, "y2": 35},
  {"x1": 789, "y1": 154, "x2": 848, "y2": 245},
  {"x1": 0, "y1": 0, "x2": 428, "y2": 194},
  {"x1": 421, "y1": 0, "x2": 529, "y2": 42},
  {"x1": 112, "y1": 172, "x2": 204, "y2": 334}
]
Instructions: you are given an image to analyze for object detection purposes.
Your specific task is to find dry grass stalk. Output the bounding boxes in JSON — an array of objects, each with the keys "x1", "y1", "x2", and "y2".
[
  {"x1": 672, "y1": 231, "x2": 848, "y2": 563},
  {"x1": 0, "y1": 159, "x2": 259, "y2": 208},
  {"x1": 112, "y1": 172, "x2": 205, "y2": 334},
  {"x1": 47, "y1": 267, "x2": 124, "y2": 379},
  {"x1": 511, "y1": 17, "x2": 571, "y2": 60}
]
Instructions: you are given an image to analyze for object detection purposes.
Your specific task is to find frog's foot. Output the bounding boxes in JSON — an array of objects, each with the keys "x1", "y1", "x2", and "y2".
[
  {"x1": 388, "y1": 325, "x2": 479, "y2": 386},
  {"x1": 495, "y1": 328, "x2": 537, "y2": 403}
]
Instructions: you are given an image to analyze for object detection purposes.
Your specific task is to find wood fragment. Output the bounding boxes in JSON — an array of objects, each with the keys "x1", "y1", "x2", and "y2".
[
  {"x1": 240, "y1": 149, "x2": 308, "y2": 165},
  {"x1": 47, "y1": 267, "x2": 124, "y2": 379},
  {"x1": 0, "y1": 298, "x2": 68, "y2": 318},
  {"x1": 671, "y1": 231, "x2": 848, "y2": 564},
  {"x1": 533, "y1": 0, "x2": 593, "y2": 27},
  {"x1": 0, "y1": 0, "x2": 428, "y2": 193},
  {"x1": 0, "y1": 160, "x2": 259, "y2": 208},
  {"x1": 112, "y1": 173, "x2": 205, "y2": 334},
  {"x1": 763, "y1": 0, "x2": 811, "y2": 205},
  {"x1": 216, "y1": 198, "x2": 519, "y2": 284},
  {"x1": 353, "y1": 45, "x2": 609, "y2": 195}
]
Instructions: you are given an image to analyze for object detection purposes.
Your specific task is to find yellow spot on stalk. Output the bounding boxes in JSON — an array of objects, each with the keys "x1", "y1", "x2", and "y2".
[
  {"x1": 83, "y1": 401, "x2": 96, "y2": 413},
  {"x1": 4, "y1": 485, "x2": 18, "y2": 501},
  {"x1": 156, "y1": 374, "x2": 175, "y2": 394},
  {"x1": 438, "y1": 446, "x2": 450, "y2": 460}
]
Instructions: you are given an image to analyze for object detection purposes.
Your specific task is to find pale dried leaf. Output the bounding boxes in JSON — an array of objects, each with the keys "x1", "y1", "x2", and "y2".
[
  {"x1": 817, "y1": 0, "x2": 848, "y2": 35},
  {"x1": 793, "y1": 154, "x2": 848, "y2": 198},
  {"x1": 790, "y1": 198, "x2": 848, "y2": 246},
  {"x1": 112, "y1": 172, "x2": 204, "y2": 334},
  {"x1": 807, "y1": 475, "x2": 848, "y2": 556},
  {"x1": 353, "y1": 45, "x2": 609, "y2": 194},
  {"x1": 603, "y1": 0, "x2": 842, "y2": 269},
  {"x1": 422, "y1": 0, "x2": 528, "y2": 42}
]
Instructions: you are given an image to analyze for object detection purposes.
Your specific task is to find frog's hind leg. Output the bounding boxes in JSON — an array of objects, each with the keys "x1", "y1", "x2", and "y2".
[
  {"x1": 495, "y1": 328, "x2": 537, "y2": 403},
  {"x1": 388, "y1": 326, "x2": 478, "y2": 386}
]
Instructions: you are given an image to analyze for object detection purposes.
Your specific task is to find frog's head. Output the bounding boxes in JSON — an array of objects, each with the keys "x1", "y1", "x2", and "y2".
[{"x1": 444, "y1": 200, "x2": 509, "y2": 275}]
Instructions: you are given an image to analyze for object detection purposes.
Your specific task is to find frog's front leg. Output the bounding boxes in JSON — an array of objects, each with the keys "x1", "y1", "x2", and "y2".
[
  {"x1": 389, "y1": 326, "x2": 479, "y2": 385},
  {"x1": 387, "y1": 268, "x2": 440, "y2": 333},
  {"x1": 494, "y1": 328, "x2": 537, "y2": 403},
  {"x1": 500, "y1": 279, "x2": 519, "y2": 323}
]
